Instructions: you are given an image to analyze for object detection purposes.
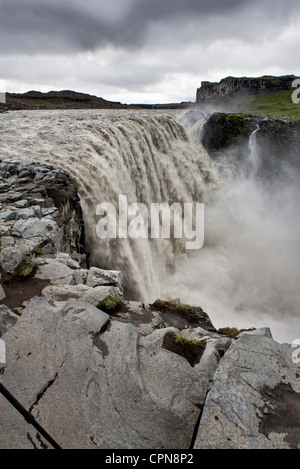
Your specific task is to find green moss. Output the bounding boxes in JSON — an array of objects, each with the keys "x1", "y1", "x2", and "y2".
[
  {"x1": 217, "y1": 327, "x2": 240, "y2": 338},
  {"x1": 33, "y1": 247, "x2": 45, "y2": 255},
  {"x1": 151, "y1": 299, "x2": 214, "y2": 328},
  {"x1": 20, "y1": 253, "x2": 36, "y2": 278},
  {"x1": 173, "y1": 333, "x2": 201, "y2": 346},
  {"x1": 202, "y1": 112, "x2": 257, "y2": 152},
  {"x1": 103, "y1": 296, "x2": 122, "y2": 311}
]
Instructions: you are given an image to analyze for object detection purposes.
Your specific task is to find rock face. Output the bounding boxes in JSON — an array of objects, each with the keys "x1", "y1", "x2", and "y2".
[
  {"x1": 0, "y1": 160, "x2": 299, "y2": 450},
  {"x1": 201, "y1": 112, "x2": 300, "y2": 177},
  {"x1": 0, "y1": 297, "x2": 227, "y2": 449},
  {"x1": 196, "y1": 75, "x2": 297, "y2": 103},
  {"x1": 0, "y1": 161, "x2": 85, "y2": 257},
  {"x1": 194, "y1": 332, "x2": 300, "y2": 449},
  {"x1": 201, "y1": 113, "x2": 257, "y2": 153}
]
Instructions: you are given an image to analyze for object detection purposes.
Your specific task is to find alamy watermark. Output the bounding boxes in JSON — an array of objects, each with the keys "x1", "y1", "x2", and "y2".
[
  {"x1": 96, "y1": 195, "x2": 204, "y2": 250},
  {"x1": 291, "y1": 79, "x2": 300, "y2": 104}
]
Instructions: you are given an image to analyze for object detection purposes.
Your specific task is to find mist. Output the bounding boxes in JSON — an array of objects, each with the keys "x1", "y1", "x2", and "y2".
[
  {"x1": 163, "y1": 112, "x2": 300, "y2": 344},
  {"x1": 1, "y1": 108, "x2": 299, "y2": 344}
]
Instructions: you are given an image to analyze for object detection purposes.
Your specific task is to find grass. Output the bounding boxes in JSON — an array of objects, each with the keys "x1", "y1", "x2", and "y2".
[
  {"x1": 231, "y1": 89, "x2": 300, "y2": 121},
  {"x1": 33, "y1": 247, "x2": 45, "y2": 255},
  {"x1": 217, "y1": 327, "x2": 240, "y2": 338},
  {"x1": 20, "y1": 253, "x2": 36, "y2": 278},
  {"x1": 98, "y1": 296, "x2": 122, "y2": 314},
  {"x1": 151, "y1": 299, "x2": 209, "y2": 325},
  {"x1": 173, "y1": 333, "x2": 201, "y2": 346}
]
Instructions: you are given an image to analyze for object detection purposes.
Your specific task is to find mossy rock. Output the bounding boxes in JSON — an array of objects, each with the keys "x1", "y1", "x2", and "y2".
[
  {"x1": 97, "y1": 296, "x2": 122, "y2": 314},
  {"x1": 201, "y1": 112, "x2": 258, "y2": 153},
  {"x1": 150, "y1": 299, "x2": 216, "y2": 331},
  {"x1": 217, "y1": 327, "x2": 240, "y2": 338},
  {"x1": 19, "y1": 253, "x2": 37, "y2": 278},
  {"x1": 162, "y1": 331, "x2": 206, "y2": 367}
]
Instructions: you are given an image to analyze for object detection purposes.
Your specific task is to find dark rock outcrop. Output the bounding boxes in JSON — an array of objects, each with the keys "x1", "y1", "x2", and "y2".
[
  {"x1": 256, "y1": 118, "x2": 300, "y2": 171},
  {"x1": 0, "y1": 161, "x2": 85, "y2": 257},
  {"x1": 201, "y1": 113, "x2": 258, "y2": 153},
  {"x1": 201, "y1": 112, "x2": 300, "y2": 177}
]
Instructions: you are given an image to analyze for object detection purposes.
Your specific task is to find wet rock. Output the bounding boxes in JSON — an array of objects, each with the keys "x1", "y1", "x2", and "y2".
[
  {"x1": 200, "y1": 112, "x2": 300, "y2": 178},
  {"x1": 202, "y1": 113, "x2": 257, "y2": 154}
]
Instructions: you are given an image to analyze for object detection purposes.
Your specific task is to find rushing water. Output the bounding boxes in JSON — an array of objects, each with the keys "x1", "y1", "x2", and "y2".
[{"x1": 0, "y1": 109, "x2": 299, "y2": 343}]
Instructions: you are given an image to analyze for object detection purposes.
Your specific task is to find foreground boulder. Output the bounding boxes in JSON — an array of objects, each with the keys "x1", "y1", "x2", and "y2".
[
  {"x1": 194, "y1": 331, "x2": 300, "y2": 449},
  {"x1": 0, "y1": 297, "x2": 222, "y2": 449}
]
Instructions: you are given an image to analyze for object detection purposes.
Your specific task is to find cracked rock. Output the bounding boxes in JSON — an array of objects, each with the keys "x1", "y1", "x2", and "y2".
[
  {"x1": 0, "y1": 298, "x2": 213, "y2": 449},
  {"x1": 194, "y1": 334, "x2": 300, "y2": 449}
]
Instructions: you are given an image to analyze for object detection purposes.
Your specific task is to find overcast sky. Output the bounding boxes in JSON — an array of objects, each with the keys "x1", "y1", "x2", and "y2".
[{"x1": 0, "y1": 0, "x2": 299, "y2": 103}]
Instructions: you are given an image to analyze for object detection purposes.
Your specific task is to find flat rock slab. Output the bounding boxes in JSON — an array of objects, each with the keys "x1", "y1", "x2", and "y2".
[
  {"x1": 0, "y1": 297, "x2": 212, "y2": 449},
  {"x1": 13, "y1": 216, "x2": 58, "y2": 242},
  {"x1": 42, "y1": 284, "x2": 121, "y2": 305},
  {"x1": 194, "y1": 333, "x2": 300, "y2": 449},
  {"x1": 35, "y1": 261, "x2": 74, "y2": 283}
]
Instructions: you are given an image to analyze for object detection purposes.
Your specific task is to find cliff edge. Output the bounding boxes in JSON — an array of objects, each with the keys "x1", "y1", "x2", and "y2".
[{"x1": 196, "y1": 75, "x2": 297, "y2": 103}]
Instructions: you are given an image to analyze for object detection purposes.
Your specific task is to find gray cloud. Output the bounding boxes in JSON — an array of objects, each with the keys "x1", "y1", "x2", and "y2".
[
  {"x1": 0, "y1": 0, "x2": 298, "y2": 54},
  {"x1": 0, "y1": 0, "x2": 299, "y2": 102}
]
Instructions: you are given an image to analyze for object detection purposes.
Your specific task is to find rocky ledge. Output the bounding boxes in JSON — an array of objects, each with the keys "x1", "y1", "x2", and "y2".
[{"x1": 0, "y1": 161, "x2": 299, "y2": 449}]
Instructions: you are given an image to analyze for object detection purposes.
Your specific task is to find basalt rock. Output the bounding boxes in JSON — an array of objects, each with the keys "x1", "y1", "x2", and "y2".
[
  {"x1": 0, "y1": 161, "x2": 85, "y2": 257},
  {"x1": 201, "y1": 113, "x2": 257, "y2": 153}
]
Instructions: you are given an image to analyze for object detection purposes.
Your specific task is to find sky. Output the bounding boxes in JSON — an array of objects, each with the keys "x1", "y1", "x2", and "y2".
[{"x1": 0, "y1": 0, "x2": 300, "y2": 104}]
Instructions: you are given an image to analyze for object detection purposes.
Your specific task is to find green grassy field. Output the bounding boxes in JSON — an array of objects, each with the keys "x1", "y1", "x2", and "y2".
[{"x1": 232, "y1": 89, "x2": 300, "y2": 121}]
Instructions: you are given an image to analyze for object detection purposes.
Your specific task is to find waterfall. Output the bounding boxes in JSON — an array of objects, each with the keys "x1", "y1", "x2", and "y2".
[
  {"x1": 248, "y1": 126, "x2": 260, "y2": 176},
  {"x1": 1, "y1": 109, "x2": 299, "y2": 343},
  {"x1": 162, "y1": 116, "x2": 300, "y2": 343},
  {"x1": 0, "y1": 109, "x2": 217, "y2": 301}
]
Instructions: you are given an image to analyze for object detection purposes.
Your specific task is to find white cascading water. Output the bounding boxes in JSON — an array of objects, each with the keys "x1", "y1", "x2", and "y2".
[
  {"x1": 0, "y1": 109, "x2": 217, "y2": 301},
  {"x1": 247, "y1": 126, "x2": 261, "y2": 177},
  {"x1": 0, "y1": 109, "x2": 299, "y2": 343}
]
